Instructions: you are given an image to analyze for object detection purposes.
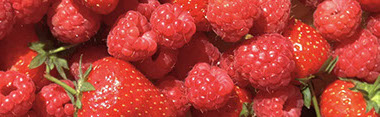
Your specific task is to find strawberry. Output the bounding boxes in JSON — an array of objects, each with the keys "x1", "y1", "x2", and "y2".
[
  {"x1": 79, "y1": 0, "x2": 119, "y2": 14},
  {"x1": 283, "y1": 19, "x2": 331, "y2": 79},
  {"x1": 78, "y1": 57, "x2": 176, "y2": 116}
]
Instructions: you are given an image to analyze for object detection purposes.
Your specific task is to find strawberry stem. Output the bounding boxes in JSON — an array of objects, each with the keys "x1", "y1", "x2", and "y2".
[
  {"x1": 44, "y1": 74, "x2": 77, "y2": 95},
  {"x1": 49, "y1": 44, "x2": 77, "y2": 54},
  {"x1": 308, "y1": 82, "x2": 321, "y2": 117}
]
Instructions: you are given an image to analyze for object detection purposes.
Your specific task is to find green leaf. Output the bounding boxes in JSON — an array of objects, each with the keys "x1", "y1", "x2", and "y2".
[
  {"x1": 55, "y1": 58, "x2": 69, "y2": 69},
  {"x1": 65, "y1": 90, "x2": 75, "y2": 105},
  {"x1": 29, "y1": 53, "x2": 47, "y2": 69},
  {"x1": 239, "y1": 102, "x2": 250, "y2": 117},
  {"x1": 84, "y1": 65, "x2": 92, "y2": 81},
  {"x1": 318, "y1": 56, "x2": 333, "y2": 73},
  {"x1": 75, "y1": 99, "x2": 82, "y2": 109},
  {"x1": 302, "y1": 87, "x2": 312, "y2": 109},
  {"x1": 325, "y1": 56, "x2": 338, "y2": 74},
  {"x1": 52, "y1": 57, "x2": 68, "y2": 80},
  {"x1": 296, "y1": 75, "x2": 315, "y2": 86},
  {"x1": 80, "y1": 82, "x2": 95, "y2": 92},
  {"x1": 29, "y1": 42, "x2": 46, "y2": 54}
]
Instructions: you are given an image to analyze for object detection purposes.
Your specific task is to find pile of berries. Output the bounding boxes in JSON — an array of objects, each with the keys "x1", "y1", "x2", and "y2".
[{"x1": 0, "y1": 0, "x2": 380, "y2": 116}]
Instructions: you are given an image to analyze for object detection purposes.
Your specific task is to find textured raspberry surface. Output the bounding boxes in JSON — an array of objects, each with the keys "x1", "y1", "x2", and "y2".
[
  {"x1": 136, "y1": 0, "x2": 160, "y2": 20},
  {"x1": 253, "y1": 85, "x2": 303, "y2": 117},
  {"x1": 48, "y1": 0, "x2": 101, "y2": 44},
  {"x1": 333, "y1": 29, "x2": 380, "y2": 83},
  {"x1": 134, "y1": 47, "x2": 178, "y2": 79},
  {"x1": 79, "y1": 0, "x2": 119, "y2": 14},
  {"x1": 150, "y1": 3, "x2": 196, "y2": 49},
  {"x1": 107, "y1": 11, "x2": 158, "y2": 61},
  {"x1": 33, "y1": 80, "x2": 75, "y2": 117},
  {"x1": 234, "y1": 34, "x2": 295, "y2": 90},
  {"x1": 206, "y1": 0, "x2": 260, "y2": 42},
  {"x1": 219, "y1": 50, "x2": 248, "y2": 87},
  {"x1": 185, "y1": 63, "x2": 234, "y2": 111},
  {"x1": 9, "y1": 0, "x2": 50, "y2": 24},
  {"x1": 174, "y1": 33, "x2": 220, "y2": 80},
  {"x1": 157, "y1": 77, "x2": 190, "y2": 116},
  {"x1": 367, "y1": 13, "x2": 380, "y2": 38},
  {"x1": 357, "y1": 0, "x2": 380, "y2": 12},
  {"x1": 313, "y1": 0, "x2": 362, "y2": 41},
  {"x1": 173, "y1": 0, "x2": 210, "y2": 31},
  {"x1": 0, "y1": 0, "x2": 14, "y2": 40},
  {"x1": 250, "y1": 0, "x2": 291, "y2": 34},
  {"x1": 0, "y1": 71, "x2": 35, "y2": 116}
]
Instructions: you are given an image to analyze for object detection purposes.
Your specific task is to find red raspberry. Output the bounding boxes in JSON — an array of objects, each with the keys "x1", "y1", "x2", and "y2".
[
  {"x1": 219, "y1": 50, "x2": 248, "y2": 87},
  {"x1": 185, "y1": 63, "x2": 234, "y2": 111},
  {"x1": 79, "y1": 0, "x2": 119, "y2": 14},
  {"x1": 313, "y1": 0, "x2": 362, "y2": 42},
  {"x1": 69, "y1": 44, "x2": 109, "y2": 80},
  {"x1": 135, "y1": 0, "x2": 160, "y2": 20},
  {"x1": 234, "y1": 34, "x2": 295, "y2": 90},
  {"x1": 357, "y1": 0, "x2": 380, "y2": 13},
  {"x1": 9, "y1": 0, "x2": 50, "y2": 24},
  {"x1": 33, "y1": 80, "x2": 75, "y2": 117},
  {"x1": 150, "y1": 3, "x2": 196, "y2": 49},
  {"x1": 0, "y1": 0, "x2": 14, "y2": 40},
  {"x1": 206, "y1": 0, "x2": 260, "y2": 42},
  {"x1": 107, "y1": 11, "x2": 158, "y2": 61},
  {"x1": 156, "y1": 77, "x2": 190, "y2": 116},
  {"x1": 48, "y1": 0, "x2": 101, "y2": 44},
  {"x1": 298, "y1": 0, "x2": 324, "y2": 8},
  {"x1": 134, "y1": 47, "x2": 178, "y2": 79},
  {"x1": 250, "y1": 0, "x2": 291, "y2": 34},
  {"x1": 0, "y1": 71, "x2": 35, "y2": 116},
  {"x1": 103, "y1": 0, "x2": 139, "y2": 26},
  {"x1": 333, "y1": 29, "x2": 380, "y2": 83},
  {"x1": 173, "y1": 0, "x2": 210, "y2": 31},
  {"x1": 252, "y1": 85, "x2": 303, "y2": 117},
  {"x1": 174, "y1": 33, "x2": 220, "y2": 80},
  {"x1": 367, "y1": 13, "x2": 380, "y2": 38}
]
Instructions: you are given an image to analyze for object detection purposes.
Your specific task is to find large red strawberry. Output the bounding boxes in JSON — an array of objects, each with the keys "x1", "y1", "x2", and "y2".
[
  {"x1": 283, "y1": 19, "x2": 331, "y2": 78},
  {"x1": 78, "y1": 57, "x2": 176, "y2": 116},
  {"x1": 79, "y1": 0, "x2": 119, "y2": 14}
]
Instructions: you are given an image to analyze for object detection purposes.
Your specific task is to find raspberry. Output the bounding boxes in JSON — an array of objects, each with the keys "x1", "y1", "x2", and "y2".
[
  {"x1": 367, "y1": 13, "x2": 380, "y2": 38},
  {"x1": 103, "y1": 0, "x2": 139, "y2": 26},
  {"x1": 313, "y1": 0, "x2": 362, "y2": 42},
  {"x1": 333, "y1": 29, "x2": 380, "y2": 83},
  {"x1": 136, "y1": 0, "x2": 160, "y2": 20},
  {"x1": 185, "y1": 63, "x2": 234, "y2": 111},
  {"x1": 250, "y1": 0, "x2": 291, "y2": 34},
  {"x1": 79, "y1": 0, "x2": 119, "y2": 14},
  {"x1": 150, "y1": 3, "x2": 196, "y2": 49},
  {"x1": 156, "y1": 77, "x2": 190, "y2": 116},
  {"x1": 69, "y1": 44, "x2": 109, "y2": 80},
  {"x1": 219, "y1": 50, "x2": 248, "y2": 87},
  {"x1": 174, "y1": 33, "x2": 220, "y2": 79},
  {"x1": 134, "y1": 47, "x2": 178, "y2": 79},
  {"x1": 206, "y1": 0, "x2": 260, "y2": 42},
  {"x1": 357, "y1": 0, "x2": 380, "y2": 13},
  {"x1": 33, "y1": 80, "x2": 75, "y2": 117},
  {"x1": 107, "y1": 11, "x2": 158, "y2": 61},
  {"x1": 0, "y1": 71, "x2": 35, "y2": 116},
  {"x1": 298, "y1": 0, "x2": 324, "y2": 8},
  {"x1": 9, "y1": 0, "x2": 50, "y2": 24},
  {"x1": 173, "y1": 0, "x2": 210, "y2": 31},
  {"x1": 0, "y1": 0, "x2": 14, "y2": 40},
  {"x1": 234, "y1": 33, "x2": 295, "y2": 90},
  {"x1": 252, "y1": 85, "x2": 303, "y2": 117},
  {"x1": 48, "y1": 0, "x2": 101, "y2": 44}
]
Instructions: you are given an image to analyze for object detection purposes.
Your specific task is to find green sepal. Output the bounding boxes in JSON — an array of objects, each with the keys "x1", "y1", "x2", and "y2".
[
  {"x1": 29, "y1": 53, "x2": 47, "y2": 69},
  {"x1": 296, "y1": 75, "x2": 315, "y2": 86},
  {"x1": 302, "y1": 86, "x2": 312, "y2": 109},
  {"x1": 80, "y1": 82, "x2": 95, "y2": 92},
  {"x1": 75, "y1": 98, "x2": 82, "y2": 109},
  {"x1": 318, "y1": 56, "x2": 333, "y2": 73},
  {"x1": 29, "y1": 42, "x2": 46, "y2": 54},
  {"x1": 65, "y1": 90, "x2": 75, "y2": 105},
  {"x1": 325, "y1": 56, "x2": 338, "y2": 74},
  {"x1": 240, "y1": 102, "x2": 250, "y2": 117},
  {"x1": 84, "y1": 65, "x2": 92, "y2": 81}
]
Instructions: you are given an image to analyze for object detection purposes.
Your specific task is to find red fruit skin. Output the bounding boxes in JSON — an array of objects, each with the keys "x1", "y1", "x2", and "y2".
[
  {"x1": 357, "y1": 0, "x2": 380, "y2": 13},
  {"x1": 0, "y1": 0, "x2": 14, "y2": 40},
  {"x1": 250, "y1": 0, "x2": 291, "y2": 34},
  {"x1": 103, "y1": 0, "x2": 139, "y2": 26},
  {"x1": 219, "y1": 50, "x2": 248, "y2": 87},
  {"x1": 253, "y1": 85, "x2": 303, "y2": 117},
  {"x1": 0, "y1": 71, "x2": 36, "y2": 116},
  {"x1": 234, "y1": 34, "x2": 295, "y2": 90},
  {"x1": 172, "y1": 0, "x2": 210, "y2": 31},
  {"x1": 107, "y1": 11, "x2": 158, "y2": 61},
  {"x1": 150, "y1": 3, "x2": 196, "y2": 49},
  {"x1": 367, "y1": 13, "x2": 380, "y2": 38},
  {"x1": 33, "y1": 80, "x2": 75, "y2": 117},
  {"x1": 48, "y1": 0, "x2": 101, "y2": 44},
  {"x1": 157, "y1": 77, "x2": 190, "y2": 116},
  {"x1": 313, "y1": 0, "x2": 362, "y2": 42},
  {"x1": 9, "y1": 0, "x2": 50, "y2": 24},
  {"x1": 185, "y1": 63, "x2": 234, "y2": 111},
  {"x1": 283, "y1": 19, "x2": 331, "y2": 78},
  {"x1": 320, "y1": 80, "x2": 378, "y2": 117},
  {"x1": 0, "y1": 24, "x2": 51, "y2": 92},
  {"x1": 206, "y1": 0, "x2": 260, "y2": 42},
  {"x1": 79, "y1": 0, "x2": 119, "y2": 14},
  {"x1": 192, "y1": 86, "x2": 252, "y2": 117},
  {"x1": 134, "y1": 47, "x2": 179, "y2": 79},
  {"x1": 69, "y1": 44, "x2": 109, "y2": 80},
  {"x1": 333, "y1": 29, "x2": 380, "y2": 83},
  {"x1": 174, "y1": 33, "x2": 220, "y2": 80},
  {"x1": 78, "y1": 57, "x2": 176, "y2": 116},
  {"x1": 135, "y1": 0, "x2": 160, "y2": 20}
]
